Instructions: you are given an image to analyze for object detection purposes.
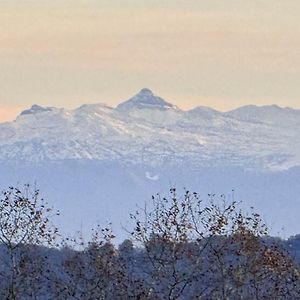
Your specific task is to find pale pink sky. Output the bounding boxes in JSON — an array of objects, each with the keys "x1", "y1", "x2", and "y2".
[{"x1": 1, "y1": 1, "x2": 300, "y2": 121}]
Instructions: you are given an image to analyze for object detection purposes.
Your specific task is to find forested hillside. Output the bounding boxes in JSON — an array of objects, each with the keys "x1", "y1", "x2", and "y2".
[{"x1": 1, "y1": 186, "x2": 300, "y2": 299}]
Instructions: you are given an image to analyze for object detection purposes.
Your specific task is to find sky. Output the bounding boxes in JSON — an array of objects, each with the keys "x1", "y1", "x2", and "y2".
[{"x1": 1, "y1": 0, "x2": 300, "y2": 121}]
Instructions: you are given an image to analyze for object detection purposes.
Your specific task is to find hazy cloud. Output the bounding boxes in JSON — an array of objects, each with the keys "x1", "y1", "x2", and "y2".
[{"x1": 0, "y1": 0, "x2": 300, "y2": 116}]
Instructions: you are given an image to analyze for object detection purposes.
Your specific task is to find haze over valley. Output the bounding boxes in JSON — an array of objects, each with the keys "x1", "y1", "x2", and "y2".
[{"x1": 1, "y1": 88, "x2": 299, "y2": 239}]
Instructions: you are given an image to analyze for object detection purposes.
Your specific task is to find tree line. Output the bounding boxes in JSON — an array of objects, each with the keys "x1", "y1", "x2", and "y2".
[{"x1": 0, "y1": 185, "x2": 300, "y2": 299}]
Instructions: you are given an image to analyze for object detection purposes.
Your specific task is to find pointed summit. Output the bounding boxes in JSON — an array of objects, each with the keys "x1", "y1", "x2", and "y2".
[
  {"x1": 116, "y1": 88, "x2": 177, "y2": 111},
  {"x1": 20, "y1": 104, "x2": 53, "y2": 116},
  {"x1": 138, "y1": 88, "x2": 154, "y2": 96}
]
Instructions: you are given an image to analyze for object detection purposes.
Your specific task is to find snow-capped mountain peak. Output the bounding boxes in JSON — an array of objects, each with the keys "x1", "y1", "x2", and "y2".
[
  {"x1": 115, "y1": 88, "x2": 182, "y2": 125},
  {"x1": 116, "y1": 88, "x2": 178, "y2": 111},
  {"x1": 20, "y1": 104, "x2": 53, "y2": 116}
]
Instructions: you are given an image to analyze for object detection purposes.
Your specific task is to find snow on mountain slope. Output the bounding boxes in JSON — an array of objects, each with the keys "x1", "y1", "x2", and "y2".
[
  {"x1": 115, "y1": 88, "x2": 183, "y2": 125},
  {"x1": 0, "y1": 89, "x2": 299, "y2": 170},
  {"x1": 226, "y1": 104, "x2": 300, "y2": 127}
]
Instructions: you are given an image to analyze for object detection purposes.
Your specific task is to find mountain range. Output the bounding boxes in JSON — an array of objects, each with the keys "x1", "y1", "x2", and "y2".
[
  {"x1": 1, "y1": 88, "x2": 299, "y2": 170},
  {"x1": 0, "y1": 88, "x2": 299, "y2": 240}
]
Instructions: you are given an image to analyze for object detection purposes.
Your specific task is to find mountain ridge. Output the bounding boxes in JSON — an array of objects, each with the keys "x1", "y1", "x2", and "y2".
[
  {"x1": 1, "y1": 88, "x2": 300, "y2": 238},
  {"x1": 15, "y1": 88, "x2": 300, "y2": 119},
  {"x1": 0, "y1": 88, "x2": 299, "y2": 171}
]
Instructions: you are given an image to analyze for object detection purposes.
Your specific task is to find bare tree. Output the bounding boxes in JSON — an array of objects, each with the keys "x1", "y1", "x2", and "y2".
[
  {"x1": 130, "y1": 188, "x2": 300, "y2": 299},
  {"x1": 55, "y1": 224, "x2": 120, "y2": 299},
  {"x1": 0, "y1": 185, "x2": 58, "y2": 299}
]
